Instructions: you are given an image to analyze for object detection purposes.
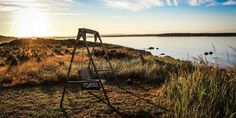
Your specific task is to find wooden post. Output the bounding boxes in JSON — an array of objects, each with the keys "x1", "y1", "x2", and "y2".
[{"x1": 60, "y1": 33, "x2": 81, "y2": 109}]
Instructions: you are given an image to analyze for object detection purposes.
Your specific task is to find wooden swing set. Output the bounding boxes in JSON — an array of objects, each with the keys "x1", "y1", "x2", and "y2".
[{"x1": 60, "y1": 28, "x2": 118, "y2": 109}]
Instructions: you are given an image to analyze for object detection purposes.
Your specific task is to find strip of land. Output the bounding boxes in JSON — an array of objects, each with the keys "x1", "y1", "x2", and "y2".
[
  {"x1": 102, "y1": 33, "x2": 236, "y2": 37},
  {"x1": 1, "y1": 32, "x2": 236, "y2": 43}
]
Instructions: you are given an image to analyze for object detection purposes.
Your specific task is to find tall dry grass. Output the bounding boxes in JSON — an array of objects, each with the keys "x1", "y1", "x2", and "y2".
[
  {"x1": 98, "y1": 55, "x2": 236, "y2": 117},
  {"x1": 166, "y1": 64, "x2": 236, "y2": 117}
]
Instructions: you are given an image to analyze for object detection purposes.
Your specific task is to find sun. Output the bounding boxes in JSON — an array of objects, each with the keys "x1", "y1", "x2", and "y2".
[{"x1": 14, "y1": 8, "x2": 52, "y2": 37}]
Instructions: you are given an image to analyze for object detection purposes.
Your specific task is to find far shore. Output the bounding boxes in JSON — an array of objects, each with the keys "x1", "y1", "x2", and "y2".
[
  {"x1": 101, "y1": 33, "x2": 236, "y2": 37},
  {"x1": 1, "y1": 32, "x2": 236, "y2": 42},
  {"x1": 50, "y1": 33, "x2": 236, "y2": 39}
]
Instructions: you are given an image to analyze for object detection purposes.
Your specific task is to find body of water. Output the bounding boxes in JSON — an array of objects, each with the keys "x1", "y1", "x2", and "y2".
[
  {"x1": 1, "y1": 36, "x2": 236, "y2": 67},
  {"x1": 96, "y1": 37, "x2": 236, "y2": 67}
]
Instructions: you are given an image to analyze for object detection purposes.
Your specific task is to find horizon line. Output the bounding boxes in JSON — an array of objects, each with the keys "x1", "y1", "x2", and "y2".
[{"x1": 1, "y1": 32, "x2": 236, "y2": 38}]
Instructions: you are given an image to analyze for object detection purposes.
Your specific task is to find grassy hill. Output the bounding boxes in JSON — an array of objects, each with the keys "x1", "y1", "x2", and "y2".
[
  {"x1": 0, "y1": 35, "x2": 16, "y2": 43},
  {"x1": 0, "y1": 38, "x2": 235, "y2": 117}
]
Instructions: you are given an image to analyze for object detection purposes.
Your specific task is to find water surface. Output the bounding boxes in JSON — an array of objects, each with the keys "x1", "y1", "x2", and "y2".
[{"x1": 98, "y1": 37, "x2": 236, "y2": 67}]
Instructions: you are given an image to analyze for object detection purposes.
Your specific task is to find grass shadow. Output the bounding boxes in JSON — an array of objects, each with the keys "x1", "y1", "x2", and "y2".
[
  {"x1": 118, "y1": 86, "x2": 169, "y2": 112},
  {"x1": 60, "y1": 108, "x2": 69, "y2": 118},
  {"x1": 86, "y1": 90, "x2": 127, "y2": 118},
  {"x1": 105, "y1": 78, "x2": 169, "y2": 112}
]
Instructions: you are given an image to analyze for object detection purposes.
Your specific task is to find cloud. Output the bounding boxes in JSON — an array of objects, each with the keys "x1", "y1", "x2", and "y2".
[
  {"x1": 103, "y1": 0, "x2": 236, "y2": 11},
  {"x1": 51, "y1": 13, "x2": 87, "y2": 16},
  {"x1": 0, "y1": 0, "x2": 75, "y2": 12},
  {"x1": 103, "y1": 0, "x2": 180, "y2": 11},
  {"x1": 223, "y1": 0, "x2": 236, "y2": 5},
  {"x1": 103, "y1": 0, "x2": 218, "y2": 11},
  {"x1": 166, "y1": 0, "x2": 178, "y2": 6},
  {"x1": 187, "y1": 0, "x2": 217, "y2": 6}
]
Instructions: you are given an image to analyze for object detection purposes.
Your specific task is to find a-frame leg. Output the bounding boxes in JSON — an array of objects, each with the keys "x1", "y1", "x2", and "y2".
[
  {"x1": 97, "y1": 34, "x2": 120, "y2": 87},
  {"x1": 60, "y1": 37, "x2": 79, "y2": 109},
  {"x1": 83, "y1": 34, "x2": 111, "y2": 107}
]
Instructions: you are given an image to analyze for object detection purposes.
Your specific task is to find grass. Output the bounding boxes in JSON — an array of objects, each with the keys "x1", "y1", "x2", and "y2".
[
  {"x1": 0, "y1": 84, "x2": 168, "y2": 117},
  {"x1": 167, "y1": 65, "x2": 236, "y2": 118},
  {"x1": 0, "y1": 38, "x2": 235, "y2": 117}
]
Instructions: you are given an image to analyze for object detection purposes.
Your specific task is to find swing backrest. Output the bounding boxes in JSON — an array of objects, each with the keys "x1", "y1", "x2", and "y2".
[{"x1": 78, "y1": 67, "x2": 92, "y2": 80}]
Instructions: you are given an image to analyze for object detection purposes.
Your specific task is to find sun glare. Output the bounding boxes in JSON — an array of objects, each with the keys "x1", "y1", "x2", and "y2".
[{"x1": 14, "y1": 9, "x2": 52, "y2": 37}]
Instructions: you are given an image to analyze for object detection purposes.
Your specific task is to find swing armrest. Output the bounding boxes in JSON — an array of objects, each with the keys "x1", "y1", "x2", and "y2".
[
  {"x1": 68, "y1": 79, "x2": 99, "y2": 83},
  {"x1": 97, "y1": 69, "x2": 110, "y2": 72}
]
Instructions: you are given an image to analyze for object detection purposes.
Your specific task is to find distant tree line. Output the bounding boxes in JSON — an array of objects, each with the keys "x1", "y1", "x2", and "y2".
[{"x1": 102, "y1": 33, "x2": 236, "y2": 37}]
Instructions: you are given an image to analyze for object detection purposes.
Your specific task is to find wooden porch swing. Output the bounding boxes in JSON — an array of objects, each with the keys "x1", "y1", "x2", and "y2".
[{"x1": 60, "y1": 28, "x2": 118, "y2": 109}]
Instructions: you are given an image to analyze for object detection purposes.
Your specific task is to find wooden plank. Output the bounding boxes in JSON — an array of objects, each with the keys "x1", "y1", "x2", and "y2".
[
  {"x1": 67, "y1": 80, "x2": 99, "y2": 83},
  {"x1": 79, "y1": 28, "x2": 99, "y2": 35}
]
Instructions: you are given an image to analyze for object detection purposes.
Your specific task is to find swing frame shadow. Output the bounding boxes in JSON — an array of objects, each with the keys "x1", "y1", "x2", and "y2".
[{"x1": 60, "y1": 28, "x2": 119, "y2": 109}]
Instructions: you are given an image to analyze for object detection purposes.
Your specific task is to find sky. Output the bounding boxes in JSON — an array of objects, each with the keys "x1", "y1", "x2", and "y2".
[{"x1": 0, "y1": 0, "x2": 236, "y2": 37}]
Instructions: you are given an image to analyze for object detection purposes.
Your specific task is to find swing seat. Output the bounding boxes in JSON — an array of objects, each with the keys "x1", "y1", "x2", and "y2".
[
  {"x1": 91, "y1": 69, "x2": 109, "y2": 75},
  {"x1": 79, "y1": 67, "x2": 101, "y2": 90},
  {"x1": 67, "y1": 67, "x2": 101, "y2": 90}
]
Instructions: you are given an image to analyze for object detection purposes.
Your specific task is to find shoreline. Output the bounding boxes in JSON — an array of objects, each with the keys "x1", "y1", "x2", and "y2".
[
  {"x1": 101, "y1": 33, "x2": 236, "y2": 37},
  {"x1": 43, "y1": 33, "x2": 236, "y2": 39},
  {"x1": 1, "y1": 33, "x2": 236, "y2": 41},
  {"x1": 1, "y1": 38, "x2": 235, "y2": 67}
]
